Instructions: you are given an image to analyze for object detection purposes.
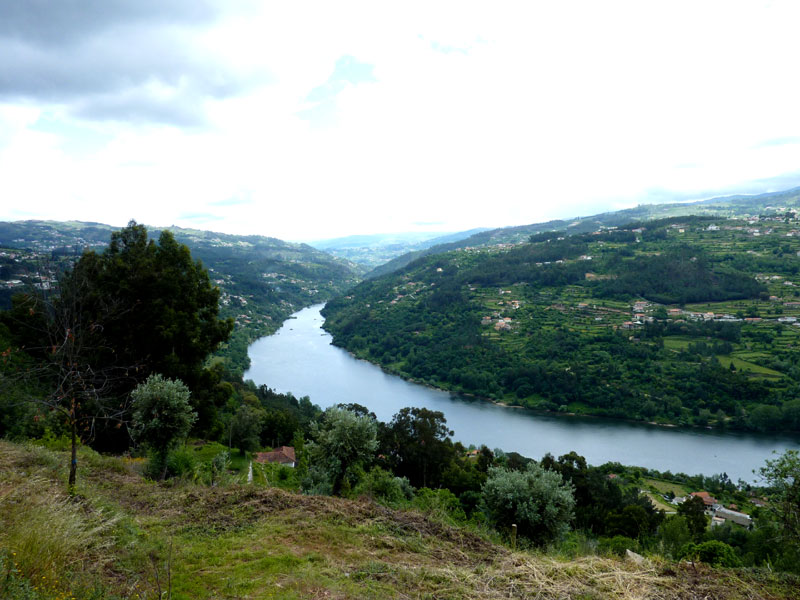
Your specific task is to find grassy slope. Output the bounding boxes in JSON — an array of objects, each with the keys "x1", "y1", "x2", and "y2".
[{"x1": 1, "y1": 441, "x2": 798, "y2": 600}]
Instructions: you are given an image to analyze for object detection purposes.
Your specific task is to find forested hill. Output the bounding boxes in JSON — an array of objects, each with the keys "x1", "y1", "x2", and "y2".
[
  {"x1": 368, "y1": 186, "x2": 800, "y2": 279},
  {"x1": 323, "y1": 213, "x2": 800, "y2": 433},
  {"x1": 0, "y1": 220, "x2": 361, "y2": 375}
]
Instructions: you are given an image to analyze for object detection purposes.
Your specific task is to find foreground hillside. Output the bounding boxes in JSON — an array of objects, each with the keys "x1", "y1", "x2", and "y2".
[
  {"x1": 1, "y1": 441, "x2": 796, "y2": 600},
  {"x1": 324, "y1": 215, "x2": 800, "y2": 432}
]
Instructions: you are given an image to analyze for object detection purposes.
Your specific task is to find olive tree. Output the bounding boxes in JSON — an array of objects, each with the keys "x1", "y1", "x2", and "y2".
[
  {"x1": 304, "y1": 406, "x2": 378, "y2": 495},
  {"x1": 481, "y1": 462, "x2": 575, "y2": 545},
  {"x1": 130, "y1": 374, "x2": 196, "y2": 480}
]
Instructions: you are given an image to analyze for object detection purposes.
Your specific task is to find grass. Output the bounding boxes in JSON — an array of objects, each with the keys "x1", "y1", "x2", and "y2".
[
  {"x1": 642, "y1": 492, "x2": 676, "y2": 513},
  {"x1": 718, "y1": 356, "x2": 784, "y2": 378},
  {"x1": 644, "y1": 478, "x2": 689, "y2": 497},
  {"x1": 2, "y1": 440, "x2": 798, "y2": 599}
]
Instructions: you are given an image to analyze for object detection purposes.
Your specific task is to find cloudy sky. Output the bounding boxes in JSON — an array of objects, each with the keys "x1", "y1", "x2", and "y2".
[{"x1": 1, "y1": 1, "x2": 800, "y2": 241}]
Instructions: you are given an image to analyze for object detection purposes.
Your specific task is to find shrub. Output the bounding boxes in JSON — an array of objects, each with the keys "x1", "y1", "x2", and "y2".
[
  {"x1": 166, "y1": 447, "x2": 196, "y2": 478},
  {"x1": 481, "y1": 462, "x2": 575, "y2": 545},
  {"x1": 354, "y1": 467, "x2": 413, "y2": 505},
  {"x1": 412, "y1": 488, "x2": 466, "y2": 524},
  {"x1": 598, "y1": 535, "x2": 639, "y2": 557},
  {"x1": 680, "y1": 540, "x2": 742, "y2": 568}
]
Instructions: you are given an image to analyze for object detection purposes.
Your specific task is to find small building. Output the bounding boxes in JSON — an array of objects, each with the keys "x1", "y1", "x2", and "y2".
[
  {"x1": 691, "y1": 491, "x2": 718, "y2": 508},
  {"x1": 254, "y1": 446, "x2": 296, "y2": 467},
  {"x1": 714, "y1": 507, "x2": 752, "y2": 528},
  {"x1": 711, "y1": 516, "x2": 726, "y2": 528}
]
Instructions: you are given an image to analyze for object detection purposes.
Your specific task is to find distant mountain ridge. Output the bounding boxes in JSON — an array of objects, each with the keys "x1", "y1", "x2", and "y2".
[
  {"x1": 309, "y1": 228, "x2": 490, "y2": 269},
  {"x1": 367, "y1": 186, "x2": 800, "y2": 278}
]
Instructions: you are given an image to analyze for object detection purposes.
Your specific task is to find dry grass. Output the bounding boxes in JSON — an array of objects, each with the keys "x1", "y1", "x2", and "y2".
[{"x1": 1, "y1": 440, "x2": 798, "y2": 600}]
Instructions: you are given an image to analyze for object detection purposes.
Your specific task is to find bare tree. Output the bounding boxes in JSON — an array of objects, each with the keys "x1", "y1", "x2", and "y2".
[{"x1": 2, "y1": 265, "x2": 136, "y2": 491}]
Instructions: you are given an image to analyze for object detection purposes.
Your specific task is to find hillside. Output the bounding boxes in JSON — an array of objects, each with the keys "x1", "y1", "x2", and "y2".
[
  {"x1": 367, "y1": 187, "x2": 800, "y2": 278},
  {"x1": 0, "y1": 220, "x2": 361, "y2": 375},
  {"x1": 323, "y1": 214, "x2": 800, "y2": 432},
  {"x1": 1, "y1": 440, "x2": 796, "y2": 600}
]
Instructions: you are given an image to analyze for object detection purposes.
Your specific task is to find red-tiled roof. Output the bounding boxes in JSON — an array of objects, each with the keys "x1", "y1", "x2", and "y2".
[
  {"x1": 691, "y1": 491, "x2": 717, "y2": 506},
  {"x1": 254, "y1": 446, "x2": 296, "y2": 465}
]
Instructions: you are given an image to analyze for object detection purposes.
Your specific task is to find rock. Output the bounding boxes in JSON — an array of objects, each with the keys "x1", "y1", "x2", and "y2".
[{"x1": 626, "y1": 549, "x2": 645, "y2": 565}]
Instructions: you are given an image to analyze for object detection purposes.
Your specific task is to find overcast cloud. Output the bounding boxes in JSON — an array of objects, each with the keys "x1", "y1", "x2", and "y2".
[{"x1": 1, "y1": 1, "x2": 800, "y2": 240}]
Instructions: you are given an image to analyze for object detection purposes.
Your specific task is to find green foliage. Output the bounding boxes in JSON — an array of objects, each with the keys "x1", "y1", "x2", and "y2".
[
  {"x1": 381, "y1": 407, "x2": 454, "y2": 488},
  {"x1": 305, "y1": 406, "x2": 378, "y2": 496},
  {"x1": 680, "y1": 540, "x2": 742, "y2": 568},
  {"x1": 658, "y1": 515, "x2": 693, "y2": 558},
  {"x1": 481, "y1": 462, "x2": 575, "y2": 545},
  {"x1": 759, "y1": 450, "x2": 800, "y2": 544},
  {"x1": 131, "y1": 374, "x2": 196, "y2": 479},
  {"x1": 165, "y1": 447, "x2": 197, "y2": 479},
  {"x1": 412, "y1": 488, "x2": 466, "y2": 524},
  {"x1": 677, "y1": 495, "x2": 708, "y2": 541},
  {"x1": 229, "y1": 403, "x2": 265, "y2": 454},
  {"x1": 353, "y1": 467, "x2": 413, "y2": 505},
  {"x1": 597, "y1": 535, "x2": 639, "y2": 557},
  {"x1": 596, "y1": 247, "x2": 765, "y2": 304},
  {"x1": 67, "y1": 221, "x2": 233, "y2": 394}
]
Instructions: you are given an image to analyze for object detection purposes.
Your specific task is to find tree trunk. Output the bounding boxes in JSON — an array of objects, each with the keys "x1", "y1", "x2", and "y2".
[{"x1": 68, "y1": 407, "x2": 78, "y2": 492}]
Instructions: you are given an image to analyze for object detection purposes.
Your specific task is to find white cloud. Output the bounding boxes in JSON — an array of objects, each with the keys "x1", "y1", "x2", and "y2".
[{"x1": 2, "y1": 1, "x2": 800, "y2": 240}]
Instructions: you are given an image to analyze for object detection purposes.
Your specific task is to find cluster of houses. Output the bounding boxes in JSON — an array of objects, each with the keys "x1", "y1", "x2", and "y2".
[
  {"x1": 482, "y1": 313, "x2": 514, "y2": 331},
  {"x1": 672, "y1": 491, "x2": 753, "y2": 528}
]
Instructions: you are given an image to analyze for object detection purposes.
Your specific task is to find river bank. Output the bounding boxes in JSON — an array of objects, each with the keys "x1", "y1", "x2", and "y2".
[{"x1": 245, "y1": 304, "x2": 799, "y2": 481}]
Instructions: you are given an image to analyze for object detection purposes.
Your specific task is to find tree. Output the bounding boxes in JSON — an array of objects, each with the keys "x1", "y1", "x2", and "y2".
[
  {"x1": 1, "y1": 269, "x2": 134, "y2": 489},
  {"x1": 759, "y1": 450, "x2": 800, "y2": 544},
  {"x1": 1, "y1": 222, "x2": 231, "y2": 487},
  {"x1": 677, "y1": 495, "x2": 708, "y2": 541},
  {"x1": 658, "y1": 515, "x2": 692, "y2": 558},
  {"x1": 481, "y1": 462, "x2": 575, "y2": 544},
  {"x1": 229, "y1": 403, "x2": 265, "y2": 454},
  {"x1": 382, "y1": 407, "x2": 454, "y2": 488},
  {"x1": 305, "y1": 406, "x2": 378, "y2": 495},
  {"x1": 63, "y1": 221, "x2": 232, "y2": 396},
  {"x1": 130, "y1": 374, "x2": 196, "y2": 480}
]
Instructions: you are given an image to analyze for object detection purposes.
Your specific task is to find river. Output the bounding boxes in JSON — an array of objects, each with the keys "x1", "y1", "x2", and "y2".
[{"x1": 244, "y1": 304, "x2": 799, "y2": 482}]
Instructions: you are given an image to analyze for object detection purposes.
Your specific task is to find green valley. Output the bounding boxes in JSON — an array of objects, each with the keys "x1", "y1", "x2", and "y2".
[{"x1": 323, "y1": 213, "x2": 800, "y2": 433}]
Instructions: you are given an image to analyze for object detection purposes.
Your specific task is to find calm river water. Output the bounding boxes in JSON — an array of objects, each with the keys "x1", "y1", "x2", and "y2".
[{"x1": 245, "y1": 304, "x2": 799, "y2": 482}]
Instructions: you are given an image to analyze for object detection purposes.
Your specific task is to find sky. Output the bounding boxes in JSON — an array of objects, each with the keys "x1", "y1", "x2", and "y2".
[{"x1": 1, "y1": 1, "x2": 800, "y2": 242}]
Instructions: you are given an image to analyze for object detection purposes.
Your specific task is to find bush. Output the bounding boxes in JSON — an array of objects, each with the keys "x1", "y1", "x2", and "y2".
[
  {"x1": 680, "y1": 540, "x2": 742, "y2": 568},
  {"x1": 131, "y1": 374, "x2": 196, "y2": 480},
  {"x1": 354, "y1": 467, "x2": 413, "y2": 505},
  {"x1": 412, "y1": 488, "x2": 466, "y2": 524},
  {"x1": 166, "y1": 447, "x2": 196, "y2": 478},
  {"x1": 598, "y1": 535, "x2": 639, "y2": 557},
  {"x1": 481, "y1": 463, "x2": 575, "y2": 545}
]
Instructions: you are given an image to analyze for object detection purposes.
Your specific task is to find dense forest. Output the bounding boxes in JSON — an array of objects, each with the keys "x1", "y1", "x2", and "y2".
[{"x1": 323, "y1": 215, "x2": 800, "y2": 433}]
